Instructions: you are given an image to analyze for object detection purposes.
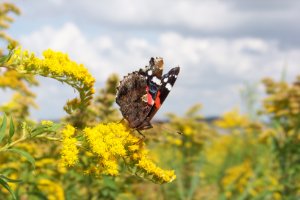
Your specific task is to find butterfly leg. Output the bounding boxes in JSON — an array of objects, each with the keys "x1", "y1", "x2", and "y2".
[
  {"x1": 118, "y1": 118, "x2": 125, "y2": 124},
  {"x1": 136, "y1": 130, "x2": 146, "y2": 144},
  {"x1": 137, "y1": 130, "x2": 145, "y2": 139}
]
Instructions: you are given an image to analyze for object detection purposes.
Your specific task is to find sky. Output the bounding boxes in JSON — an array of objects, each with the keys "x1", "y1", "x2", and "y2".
[{"x1": 2, "y1": 0, "x2": 300, "y2": 120}]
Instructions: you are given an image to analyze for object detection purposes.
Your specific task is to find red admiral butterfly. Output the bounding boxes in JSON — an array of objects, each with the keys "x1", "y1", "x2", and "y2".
[{"x1": 116, "y1": 57, "x2": 180, "y2": 131}]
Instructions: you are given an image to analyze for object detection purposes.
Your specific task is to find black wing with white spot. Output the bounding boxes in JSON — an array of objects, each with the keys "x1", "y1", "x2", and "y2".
[
  {"x1": 146, "y1": 66, "x2": 180, "y2": 121},
  {"x1": 159, "y1": 67, "x2": 180, "y2": 103},
  {"x1": 139, "y1": 57, "x2": 164, "y2": 104}
]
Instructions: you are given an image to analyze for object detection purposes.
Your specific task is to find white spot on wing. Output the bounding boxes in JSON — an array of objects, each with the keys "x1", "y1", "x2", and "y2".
[
  {"x1": 163, "y1": 77, "x2": 168, "y2": 82},
  {"x1": 152, "y1": 76, "x2": 162, "y2": 85},
  {"x1": 147, "y1": 70, "x2": 153, "y2": 76},
  {"x1": 166, "y1": 83, "x2": 172, "y2": 91}
]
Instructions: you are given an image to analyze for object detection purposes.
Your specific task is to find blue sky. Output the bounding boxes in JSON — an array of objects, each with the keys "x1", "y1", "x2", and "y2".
[{"x1": 2, "y1": 0, "x2": 300, "y2": 120}]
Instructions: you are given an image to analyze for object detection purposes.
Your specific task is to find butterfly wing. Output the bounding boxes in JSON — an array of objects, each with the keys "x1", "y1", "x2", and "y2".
[
  {"x1": 116, "y1": 58, "x2": 164, "y2": 129},
  {"x1": 116, "y1": 72, "x2": 153, "y2": 129},
  {"x1": 116, "y1": 57, "x2": 180, "y2": 131},
  {"x1": 139, "y1": 57, "x2": 164, "y2": 106},
  {"x1": 145, "y1": 66, "x2": 180, "y2": 123}
]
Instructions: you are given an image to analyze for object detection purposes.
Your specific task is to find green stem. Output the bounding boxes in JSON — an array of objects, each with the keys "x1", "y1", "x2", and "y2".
[
  {"x1": 35, "y1": 135, "x2": 61, "y2": 142},
  {"x1": 0, "y1": 134, "x2": 61, "y2": 152},
  {"x1": 0, "y1": 135, "x2": 26, "y2": 152}
]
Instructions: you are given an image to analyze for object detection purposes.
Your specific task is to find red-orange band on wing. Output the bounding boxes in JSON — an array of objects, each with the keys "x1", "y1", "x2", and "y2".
[{"x1": 154, "y1": 91, "x2": 161, "y2": 108}]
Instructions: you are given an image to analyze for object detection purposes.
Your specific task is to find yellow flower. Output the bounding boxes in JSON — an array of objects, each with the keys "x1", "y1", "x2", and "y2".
[
  {"x1": 7, "y1": 48, "x2": 95, "y2": 113},
  {"x1": 57, "y1": 163, "x2": 67, "y2": 174},
  {"x1": 221, "y1": 160, "x2": 254, "y2": 193},
  {"x1": 128, "y1": 144, "x2": 140, "y2": 151},
  {"x1": 41, "y1": 120, "x2": 53, "y2": 126},
  {"x1": 84, "y1": 123, "x2": 128, "y2": 158},
  {"x1": 184, "y1": 142, "x2": 192, "y2": 148},
  {"x1": 0, "y1": 70, "x2": 35, "y2": 96},
  {"x1": 83, "y1": 122, "x2": 176, "y2": 183},
  {"x1": 199, "y1": 171, "x2": 205, "y2": 178},
  {"x1": 214, "y1": 108, "x2": 249, "y2": 129},
  {"x1": 38, "y1": 179, "x2": 65, "y2": 200},
  {"x1": 273, "y1": 192, "x2": 282, "y2": 200},
  {"x1": 259, "y1": 129, "x2": 276, "y2": 143},
  {"x1": 36, "y1": 158, "x2": 56, "y2": 168},
  {"x1": 183, "y1": 126, "x2": 193, "y2": 136},
  {"x1": 62, "y1": 124, "x2": 75, "y2": 138},
  {"x1": 60, "y1": 125, "x2": 78, "y2": 166}
]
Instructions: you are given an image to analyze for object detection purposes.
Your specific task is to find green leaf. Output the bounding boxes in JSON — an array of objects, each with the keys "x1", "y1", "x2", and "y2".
[
  {"x1": 30, "y1": 126, "x2": 47, "y2": 137},
  {"x1": 8, "y1": 148, "x2": 35, "y2": 168},
  {"x1": 0, "y1": 52, "x2": 12, "y2": 65},
  {"x1": 0, "y1": 175, "x2": 22, "y2": 183},
  {"x1": 48, "y1": 123, "x2": 62, "y2": 132},
  {"x1": 8, "y1": 116, "x2": 15, "y2": 143},
  {"x1": 0, "y1": 177, "x2": 17, "y2": 200},
  {"x1": 30, "y1": 123, "x2": 62, "y2": 137},
  {"x1": 0, "y1": 113, "x2": 7, "y2": 143},
  {"x1": 28, "y1": 192, "x2": 48, "y2": 200}
]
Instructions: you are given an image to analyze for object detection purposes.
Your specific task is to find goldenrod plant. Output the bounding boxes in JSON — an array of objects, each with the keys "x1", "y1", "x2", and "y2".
[
  {"x1": 0, "y1": 3, "x2": 176, "y2": 198},
  {"x1": 0, "y1": 47, "x2": 176, "y2": 199},
  {"x1": 1, "y1": 1, "x2": 300, "y2": 200},
  {"x1": 0, "y1": 2, "x2": 20, "y2": 55},
  {"x1": 93, "y1": 73, "x2": 120, "y2": 123},
  {"x1": 0, "y1": 3, "x2": 37, "y2": 125},
  {"x1": 64, "y1": 73, "x2": 120, "y2": 127},
  {"x1": 261, "y1": 77, "x2": 300, "y2": 197}
]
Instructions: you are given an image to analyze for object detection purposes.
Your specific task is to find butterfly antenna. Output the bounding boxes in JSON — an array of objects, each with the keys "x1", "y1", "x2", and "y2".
[{"x1": 160, "y1": 124, "x2": 183, "y2": 135}]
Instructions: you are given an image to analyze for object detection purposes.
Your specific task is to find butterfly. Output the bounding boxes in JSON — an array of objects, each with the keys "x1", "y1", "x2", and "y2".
[{"x1": 116, "y1": 57, "x2": 180, "y2": 132}]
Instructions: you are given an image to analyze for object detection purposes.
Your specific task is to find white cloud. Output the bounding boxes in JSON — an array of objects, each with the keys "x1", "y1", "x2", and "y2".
[
  {"x1": 18, "y1": 23, "x2": 300, "y2": 119},
  {"x1": 13, "y1": 0, "x2": 300, "y2": 37},
  {"x1": 57, "y1": 0, "x2": 241, "y2": 31}
]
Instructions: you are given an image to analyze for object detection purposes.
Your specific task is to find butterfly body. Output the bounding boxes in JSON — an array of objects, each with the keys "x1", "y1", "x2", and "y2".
[{"x1": 116, "y1": 57, "x2": 180, "y2": 130}]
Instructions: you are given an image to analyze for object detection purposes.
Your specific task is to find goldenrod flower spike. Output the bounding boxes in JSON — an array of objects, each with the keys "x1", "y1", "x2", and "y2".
[
  {"x1": 7, "y1": 48, "x2": 95, "y2": 114},
  {"x1": 83, "y1": 123, "x2": 176, "y2": 184},
  {"x1": 214, "y1": 108, "x2": 249, "y2": 129},
  {"x1": 60, "y1": 124, "x2": 79, "y2": 166},
  {"x1": 37, "y1": 179, "x2": 65, "y2": 200}
]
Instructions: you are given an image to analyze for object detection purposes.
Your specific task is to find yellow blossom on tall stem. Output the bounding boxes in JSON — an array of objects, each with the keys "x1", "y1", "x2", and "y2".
[
  {"x1": 6, "y1": 47, "x2": 95, "y2": 114},
  {"x1": 214, "y1": 108, "x2": 249, "y2": 129},
  {"x1": 221, "y1": 160, "x2": 254, "y2": 195},
  {"x1": 83, "y1": 122, "x2": 176, "y2": 183},
  {"x1": 60, "y1": 124, "x2": 79, "y2": 166},
  {"x1": 37, "y1": 179, "x2": 65, "y2": 200}
]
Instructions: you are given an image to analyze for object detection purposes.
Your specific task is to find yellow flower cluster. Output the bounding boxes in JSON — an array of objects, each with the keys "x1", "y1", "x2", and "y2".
[
  {"x1": 0, "y1": 70, "x2": 34, "y2": 96},
  {"x1": 259, "y1": 128, "x2": 277, "y2": 143},
  {"x1": 222, "y1": 161, "x2": 283, "y2": 199},
  {"x1": 222, "y1": 160, "x2": 254, "y2": 195},
  {"x1": 214, "y1": 108, "x2": 249, "y2": 129},
  {"x1": 204, "y1": 135, "x2": 239, "y2": 167},
  {"x1": 135, "y1": 153, "x2": 176, "y2": 183},
  {"x1": 16, "y1": 142, "x2": 39, "y2": 156},
  {"x1": 37, "y1": 179, "x2": 65, "y2": 200},
  {"x1": 84, "y1": 123, "x2": 128, "y2": 175},
  {"x1": 9, "y1": 48, "x2": 95, "y2": 87},
  {"x1": 36, "y1": 158, "x2": 56, "y2": 168},
  {"x1": 263, "y1": 77, "x2": 300, "y2": 118},
  {"x1": 41, "y1": 120, "x2": 54, "y2": 126},
  {"x1": 7, "y1": 48, "x2": 95, "y2": 113},
  {"x1": 84, "y1": 123, "x2": 176, "y2": 183},
  {"x1": 60, "y1": 124, "x2": 78, "y2": 166}
]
